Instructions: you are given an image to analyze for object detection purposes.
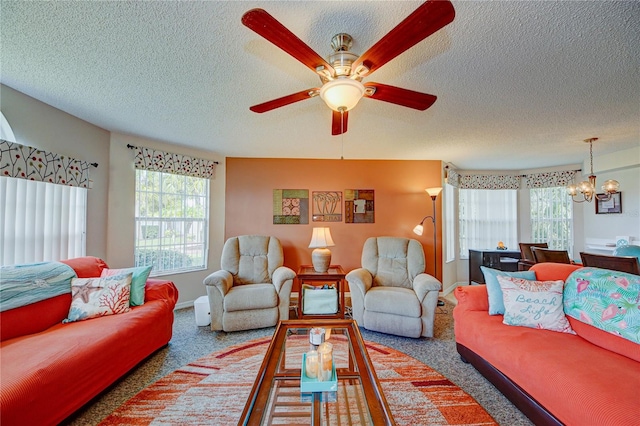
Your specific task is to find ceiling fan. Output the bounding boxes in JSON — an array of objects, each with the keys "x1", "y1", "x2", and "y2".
[{"x1": 241, "y1": 0, "x2": 455, "y2": 135}]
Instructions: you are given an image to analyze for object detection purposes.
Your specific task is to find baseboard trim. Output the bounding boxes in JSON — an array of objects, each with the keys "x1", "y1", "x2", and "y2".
[
  {"x1": 440, "y1": 281, "x2": 465, "y2": 296},
  {"x1": 175, "y1": 300, "x2": 196, "y2": 310}
]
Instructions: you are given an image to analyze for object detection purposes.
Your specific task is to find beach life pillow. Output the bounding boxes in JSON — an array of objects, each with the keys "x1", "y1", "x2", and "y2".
[
  {"x1": 497, "y1": 275, "x2": 575, "y2": 334},
  {"x1": 63, "y1": 273, "x2": 132, "y2": 323},
  {"x1": 480, "y1": 266, "x2": 536, "y2": 315},
  {"x1": 564, "y1": 267, "x2": 640, "y2": 344},
  {"x1": 101, "y1": 265, "x2": 151, "y2": 306}
]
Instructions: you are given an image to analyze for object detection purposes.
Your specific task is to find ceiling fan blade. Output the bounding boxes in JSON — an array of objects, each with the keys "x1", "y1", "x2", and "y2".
[
  {"x1": 364, "y1": 82, "x2": 437, "y2": 110},
  {"x1": 242, "y1": 9, "x2": 335, "y2": 77},
  {"x1": 250, "y1": 89, "x2": 319, "y2": 113},
  {"x1": 332, "y1": 110, "x2": 349, "y2": 135},
  {"x1": 352, "y1": 0, "x2": 455, "y2": 76}
]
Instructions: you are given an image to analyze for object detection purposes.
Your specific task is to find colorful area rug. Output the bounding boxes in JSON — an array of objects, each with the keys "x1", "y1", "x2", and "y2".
[{"x1": 100, "y1": 336, "x2": 496, "y2": 425}]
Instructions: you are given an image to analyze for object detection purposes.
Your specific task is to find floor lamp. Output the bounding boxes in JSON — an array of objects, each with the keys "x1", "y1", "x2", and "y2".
[{"x1": 413, "y1": 187, "x2": 442, "y2": 278}]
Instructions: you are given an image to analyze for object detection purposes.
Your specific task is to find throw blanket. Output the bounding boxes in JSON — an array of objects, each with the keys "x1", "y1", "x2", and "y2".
[
  {"x1": 0, "y1": 261, "x2": 76, "y2": 312},
  {"x1": 564, "y1": 267, "x2": 640, "y2": 344}
]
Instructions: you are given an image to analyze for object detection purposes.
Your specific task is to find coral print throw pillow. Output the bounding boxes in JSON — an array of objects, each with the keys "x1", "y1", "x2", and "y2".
[
  {"x1": 497, "y1": 276, "x2": 575, "y2": 334},
  {"x1": 63, "y1": 273, "x2": 132, "y2": 323}
]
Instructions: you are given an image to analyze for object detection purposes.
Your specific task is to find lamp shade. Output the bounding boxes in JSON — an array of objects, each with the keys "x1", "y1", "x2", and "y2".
[
  {"x1": 425, "y1": 187, "x2": 442, "y2": 198},
  {"x1": 319, "y1": 78, "x2": 365, "y2": 112},
  {"x1": 413, "y1": 224, "x2": 424, "y2": 236},
  {"x1": 308, "y1": 227, "x2": 335, "y2": 248}
]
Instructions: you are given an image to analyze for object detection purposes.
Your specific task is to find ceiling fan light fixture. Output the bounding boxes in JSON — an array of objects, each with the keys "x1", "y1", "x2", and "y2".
[{"x1": 320, "y1": 78, "x2": 365, "y2": 112}]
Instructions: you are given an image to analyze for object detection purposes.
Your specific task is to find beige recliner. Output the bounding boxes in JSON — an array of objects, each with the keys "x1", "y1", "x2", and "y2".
[
  {"x1": 346, "y1": 237, "x2": 441, "y2": 338},
  {"x1": 203, "y1": 235, "x2": 295, "y2": 332}
]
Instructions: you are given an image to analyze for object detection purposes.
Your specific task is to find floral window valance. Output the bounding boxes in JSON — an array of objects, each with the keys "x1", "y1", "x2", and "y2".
[
  {"x1": 0, "y1": 139, "x2": 91, "y2": 188},
  {"x1": 132, "y1": 145, "x2": 217, "y2": 179},
  {"x1": 525, "y1": 170, "x2": 576, "y2": 188},
  {"x1": 458, "y1": 174, "x2": 521, "y2": 190},
  {"x1": 446, "y1": 169, "x2": 460, "y2": 187}
]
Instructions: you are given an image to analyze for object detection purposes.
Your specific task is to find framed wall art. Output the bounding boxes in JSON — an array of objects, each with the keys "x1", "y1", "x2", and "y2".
[
  {"x1": 312, "y1": 191, "x2": 342, "y2": 222},
  {"x1": 595, "y1": 192, "x2": 622, "y2": 214},
  {"x1": 344, "y1": 189, "x2": 374, "y2": 223},
  {"x1": 273, "y1": 189, "x2": 309, "y2": 224}
]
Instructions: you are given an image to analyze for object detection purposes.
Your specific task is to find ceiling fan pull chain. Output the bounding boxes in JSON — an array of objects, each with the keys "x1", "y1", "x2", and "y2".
[{"x1": 340, "y1": 108, "x2": 345, "y2": 159}]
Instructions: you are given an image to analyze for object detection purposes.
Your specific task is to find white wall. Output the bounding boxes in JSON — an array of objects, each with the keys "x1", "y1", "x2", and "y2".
[
  {"x1": 1, "y1": 84, "x2": 110, "y2": 258},
  {"x1": 107, "y1": 134, "x2": 225, "y2": 306},
  {"x1": 2, "y1": 84, "x2": 225, "y2": 307},
  {"x1": 577, "y1": 147, "x2": 640, "y2": 253}
]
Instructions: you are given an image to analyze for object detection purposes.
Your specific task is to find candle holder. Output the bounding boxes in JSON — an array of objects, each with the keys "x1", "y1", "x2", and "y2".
[{"x1": 301, "y1": 346, "x2": 337, "y2": 392}]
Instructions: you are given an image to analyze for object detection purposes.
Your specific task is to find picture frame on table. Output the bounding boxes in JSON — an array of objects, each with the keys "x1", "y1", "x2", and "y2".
[{"x1": 595, "y1": 192, "x2": 622, "y2": 214}]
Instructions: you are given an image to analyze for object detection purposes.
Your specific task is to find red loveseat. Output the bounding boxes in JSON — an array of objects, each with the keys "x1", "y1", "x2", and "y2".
[
  {"x1": 0, "y1": 256, "x2": 179, "y2": 426},
  {"x1": 453, "y1": 262, "x2": 640, "y2": 426}
]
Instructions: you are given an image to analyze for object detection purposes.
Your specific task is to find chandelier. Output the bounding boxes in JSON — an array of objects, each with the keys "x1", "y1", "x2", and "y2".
[{"x1": 567, "y1": 137, "x2": 620, "y2": 203}]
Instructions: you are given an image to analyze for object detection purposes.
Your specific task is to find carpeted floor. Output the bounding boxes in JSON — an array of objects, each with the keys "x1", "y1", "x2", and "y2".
[
  {"x1": 64, "y1": 301, "x2": 533, "y2": 425},
  {"x1": 99, "y1": 335, "x2": 498, "y2": 425}
]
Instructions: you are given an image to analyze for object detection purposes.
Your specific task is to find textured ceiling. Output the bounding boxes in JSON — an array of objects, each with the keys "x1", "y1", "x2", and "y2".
[{"x1": 1, "y1": 1, "x2": 639, "y2": 170}]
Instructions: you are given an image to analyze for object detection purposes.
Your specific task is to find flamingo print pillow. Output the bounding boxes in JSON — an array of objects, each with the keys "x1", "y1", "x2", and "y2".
[
  {"x1": 564, "y1": 267, "x2": 640, "y2": 344},
  {"x1": 497, "y1": 276, "x2": 575, "y2": 334},
  {"x1": 63, "y1": 273, "x2": 132, "y2": 323}
]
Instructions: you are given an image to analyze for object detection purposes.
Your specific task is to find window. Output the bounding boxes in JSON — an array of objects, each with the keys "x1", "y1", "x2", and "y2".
[
  {"x1": 134, "y1": 170, "x2": 209, "y2": 275},
  {"x1": 530, "y1": 187, "x2": 573, "y2": 256},
  {"x1": 0, "y1": 176, "x2": 87, "y2": 265},
  {"x1": 444, "y1": 183, "x2": 456, "y2": 262},
  {"x1": 458, "y1": 189, "x2": 517, "y2": 258}
]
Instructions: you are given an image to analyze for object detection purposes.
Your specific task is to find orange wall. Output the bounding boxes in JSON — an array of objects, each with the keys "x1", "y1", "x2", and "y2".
[{"x1": 225, "y1": 158, "x2": 442, "y2": 280}]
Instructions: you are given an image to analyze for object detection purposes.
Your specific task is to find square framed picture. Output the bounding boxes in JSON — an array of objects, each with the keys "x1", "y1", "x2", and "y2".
[{"x1": 595, "y1": 192, "x2": 622, "y2": 214}]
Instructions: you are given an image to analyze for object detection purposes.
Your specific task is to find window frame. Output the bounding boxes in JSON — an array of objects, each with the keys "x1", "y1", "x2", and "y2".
[{"x1": 134, "y1": 169, "x2": 209, "y2": 276}]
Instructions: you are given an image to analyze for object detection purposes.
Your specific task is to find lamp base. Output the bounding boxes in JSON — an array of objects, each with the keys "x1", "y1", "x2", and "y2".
[{"x1": 311, "y1": 248, "x2": 332, "y2": 273}]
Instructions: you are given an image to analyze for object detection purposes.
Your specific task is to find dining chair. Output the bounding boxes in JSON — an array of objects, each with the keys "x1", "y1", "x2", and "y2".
[
  {"x1": 530, "y1": 247, "x2": 571, "y2": 264},
  {"x1": 579, "y1": 252, "x2": 640, "y2": 275},
  {"x1": 518, "y1": 242, "x2": 548, "y2": 270}
]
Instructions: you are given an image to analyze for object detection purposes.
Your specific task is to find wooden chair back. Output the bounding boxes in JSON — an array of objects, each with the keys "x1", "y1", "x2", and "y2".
[
  {"x1": 531, "y1": 247, "x2": 571, "y2": 264},
  {"x1": 579, "y1": 252, "x2": 640, "y2": 275},
  {"x1": 519, "y1": 242, "x2": 549, "y2": 261}
]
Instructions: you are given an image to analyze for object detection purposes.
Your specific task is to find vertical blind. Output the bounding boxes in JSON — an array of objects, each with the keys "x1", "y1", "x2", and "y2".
[
  {"x1": 530, "y1": 187, "x2": 573, "y2": 256},
  {"x1": 0, "y1": 176, "x2": 87, "y2": 266},
  {"x1": 458, "y1": 189, "x2": 518, "y2": 257}
]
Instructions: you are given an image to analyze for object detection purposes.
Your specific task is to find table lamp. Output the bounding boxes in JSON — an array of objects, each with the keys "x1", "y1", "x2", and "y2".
[{"x1": 309, "y1": 227, "x2": 335, "y2": 273}]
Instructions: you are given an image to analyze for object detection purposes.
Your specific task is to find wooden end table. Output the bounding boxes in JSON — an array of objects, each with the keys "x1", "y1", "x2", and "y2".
[{"x1": 296, "y1": 265, "x2": 346, "y2": 319}]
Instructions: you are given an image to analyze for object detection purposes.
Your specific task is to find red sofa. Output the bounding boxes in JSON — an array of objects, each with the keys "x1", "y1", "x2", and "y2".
[
  {"x1": 454, "y1": 263, "x2": 640, "y2": 426},
  {"x1": 0, "y1": 257, "x2": 179, "y2": 426}
]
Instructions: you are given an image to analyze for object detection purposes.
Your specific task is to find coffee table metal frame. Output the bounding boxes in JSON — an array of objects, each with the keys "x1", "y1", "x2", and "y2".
[{"x1": 239, "y1": 319, "x2": 395, "y2": 426}]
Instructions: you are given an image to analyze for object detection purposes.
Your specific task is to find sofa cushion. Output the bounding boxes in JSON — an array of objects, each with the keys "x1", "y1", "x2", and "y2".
[
  {"x1": 498, "y1": 276, "x2": 575, "y2": 334},
  {"x1": 364, "y1": 287, "x2": 421, "y2": 317},
  {"x1": 568, "y1": 316, "x2": 640, "y2": 363},
  {"x1": 101, "y1": 265, "x2": 152, "y2": 306},
  {"x1": 480, "y1": 266, "x2": 536, "y2": 315},
  {"x1": 223, "y1": 284, "x2": 277, "y2": 312},
  {"x1": 0, "y1": 294, "x2": 71, "y2": 342},
  {"x1": 63, "y1": 274, "x2": 132, "y2": 323},
  {"x1": 564, "y1": 267, "x2": 640, "y2": 345},
  {"x1": 59, "y1": 256, "x2": 108, "y2": 278}
]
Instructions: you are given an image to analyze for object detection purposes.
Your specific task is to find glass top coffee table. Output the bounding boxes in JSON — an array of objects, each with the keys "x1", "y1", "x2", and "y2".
[{"x1": 239, "y1": 319, "x2": 395, "y2": 425}]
